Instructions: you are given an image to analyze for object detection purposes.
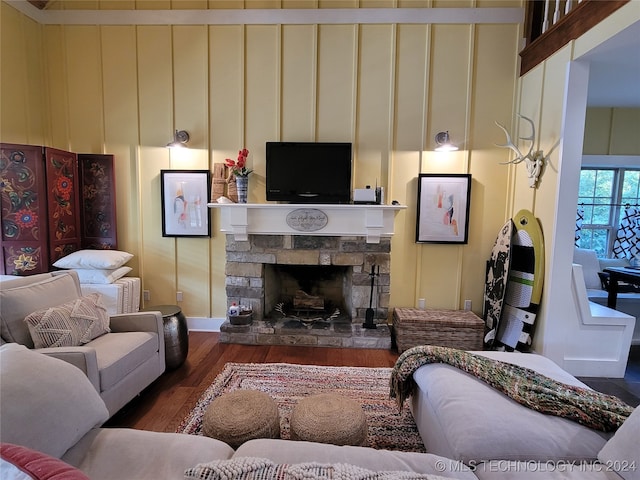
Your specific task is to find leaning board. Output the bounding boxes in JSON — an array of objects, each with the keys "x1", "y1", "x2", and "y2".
[
  {"x1": 495, "y1": 209, "x2": 544, "y2": 351},
  {"x1": 482, "y1": 219, "x2": 514, "y2": 348}
]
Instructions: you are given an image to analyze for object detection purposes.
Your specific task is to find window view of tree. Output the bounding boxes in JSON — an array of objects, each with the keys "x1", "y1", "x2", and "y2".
[{"x1": 578, "y1": 168, "x2": 640, "y2": 257}]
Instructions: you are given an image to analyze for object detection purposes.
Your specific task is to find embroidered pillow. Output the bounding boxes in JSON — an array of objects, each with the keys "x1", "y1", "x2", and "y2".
[
  {"x1": 53, "y1": 249, "x2": 133, "y2": 270},
  {"x1": 185, "y1": 458, "x2": 441, "y2": 480},
  {"x1": 73, "y1": 266, "x2": 132, "y2": 284},
  {"x1": 24, "y1": 294, "x2": 110, "y2": 348},
  {"x1": 0, "y1": 443, "x2": 90, "y2": 480}
]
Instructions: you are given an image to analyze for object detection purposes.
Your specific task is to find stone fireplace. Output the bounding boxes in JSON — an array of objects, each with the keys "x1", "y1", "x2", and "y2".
[{"x1": 210, "y1": 203, "x2": 404, "y2": 348}]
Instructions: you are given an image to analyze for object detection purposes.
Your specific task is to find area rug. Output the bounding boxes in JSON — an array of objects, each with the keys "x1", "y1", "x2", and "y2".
[{"x1": 176, "y1": 362, "x2": 426, "y2": 453}]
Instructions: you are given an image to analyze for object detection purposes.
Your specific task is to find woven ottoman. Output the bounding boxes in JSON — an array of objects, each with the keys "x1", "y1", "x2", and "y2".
[
  {"x1": 392, "y1": 308, "x2": 484, "y2": 353},
  {"x1": 290, "y1": 393, "x2": 367, "y2": 446},
  {"x1": 202, "y1": 389, "x2": 280, "y2": 448}
]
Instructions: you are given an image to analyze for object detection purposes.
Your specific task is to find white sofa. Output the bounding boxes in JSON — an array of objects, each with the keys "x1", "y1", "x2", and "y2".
[
  {"x1": 573, "y1": 248, "x2": 640, "y2": 344},
  {"x1": 409, "y1": 350, "x2": 639, "y2": 480},
  {"x1": 1, "y1": 342, "x2": 638, "y2": 479},
  {"x1": 0, "y1": 271, "x2": 165, "y2": 417}
]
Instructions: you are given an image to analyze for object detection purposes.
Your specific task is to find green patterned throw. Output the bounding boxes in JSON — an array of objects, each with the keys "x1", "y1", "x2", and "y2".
[{"x1": 390, "y1": 345, "x2": 633, "y2": 432}]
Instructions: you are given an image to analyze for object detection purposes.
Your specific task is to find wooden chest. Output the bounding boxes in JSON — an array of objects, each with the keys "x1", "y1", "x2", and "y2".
[{"x1": 392, "y1": 308, "x2": 484, "y2": 353}]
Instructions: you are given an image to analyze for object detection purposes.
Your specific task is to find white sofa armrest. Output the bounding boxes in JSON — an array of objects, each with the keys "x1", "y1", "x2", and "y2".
[
  {"x1": 36, "y1": 346, "x2": 100, "y2": 391},
  {"x1": 109, "y1": 311, "x2": 163, "y2": 334},
  {"x1": 108, "y1": 312, "x2": 165, "y2": 360}
]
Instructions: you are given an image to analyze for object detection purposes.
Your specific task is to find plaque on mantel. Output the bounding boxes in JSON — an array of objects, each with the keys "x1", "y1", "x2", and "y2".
[{"x1": 285, "y1": 208, "x2": 328, "y2": 232}]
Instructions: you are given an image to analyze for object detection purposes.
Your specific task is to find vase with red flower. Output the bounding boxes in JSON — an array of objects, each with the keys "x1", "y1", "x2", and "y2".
[{"x1": 225, "y1": 148, "x2": 252, "y2": 204}]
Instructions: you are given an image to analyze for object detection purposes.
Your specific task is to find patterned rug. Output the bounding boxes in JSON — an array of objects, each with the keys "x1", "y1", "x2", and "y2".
[{"x1": 176, "y1": 362, "x2": 426, "y2": 453}]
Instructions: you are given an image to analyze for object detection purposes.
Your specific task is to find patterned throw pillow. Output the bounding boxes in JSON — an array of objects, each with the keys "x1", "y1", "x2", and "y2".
[
  {"x1": 185, "y1": 458, "x2": 443, "y2": 480},
  {"x1": 24, "y1": 293, "x2": 111, "y2": 348}
]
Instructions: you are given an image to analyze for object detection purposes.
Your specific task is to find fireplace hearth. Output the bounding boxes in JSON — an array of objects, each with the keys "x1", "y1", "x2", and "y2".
[{"x1": 221, "y1": 233, "x2": 392, "y2": 348}]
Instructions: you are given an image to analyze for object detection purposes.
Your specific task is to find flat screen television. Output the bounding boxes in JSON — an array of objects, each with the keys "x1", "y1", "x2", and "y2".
[{"x1": 266, "y1": 142, "x2": 352, "y2": 204}]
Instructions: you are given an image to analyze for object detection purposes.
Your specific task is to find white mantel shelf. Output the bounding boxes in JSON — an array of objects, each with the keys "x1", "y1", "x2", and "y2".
[{"x1": 207, "y1": 203, "x2": 406, "y2": 244}]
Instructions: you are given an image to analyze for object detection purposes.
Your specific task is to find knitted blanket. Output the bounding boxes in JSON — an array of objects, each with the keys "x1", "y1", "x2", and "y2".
[{"x1": 389, "y1": 345, "x2": 633, "y2": 432}]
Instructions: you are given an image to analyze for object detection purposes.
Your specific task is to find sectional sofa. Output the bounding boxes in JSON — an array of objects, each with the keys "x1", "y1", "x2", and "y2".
[{"x1": 0, "y1": 269, "x2": 638, "y2": 479}]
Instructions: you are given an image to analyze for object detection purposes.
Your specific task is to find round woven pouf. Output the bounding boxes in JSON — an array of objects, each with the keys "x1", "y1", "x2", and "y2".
[
  {"x1": 202, "y1": 389, "x2": 280, "y2": 448},
  {"x1": 289, "y1": 393, "x2": 367, "y2": 446}
]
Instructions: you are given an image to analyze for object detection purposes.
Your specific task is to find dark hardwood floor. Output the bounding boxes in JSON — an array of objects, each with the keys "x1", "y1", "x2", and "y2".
[
  {"x1": 105, "y1": 332, "x2": 399, "y2": 432},
  {"x1": 106, "y1": 333, "x2": 640, "y2": 432},
  {"x1": 578, "y1": 344, "x2": 640, "y2": 408}
]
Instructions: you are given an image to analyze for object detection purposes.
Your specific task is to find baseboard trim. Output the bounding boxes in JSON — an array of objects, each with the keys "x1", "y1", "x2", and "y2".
[{"x1": 186, "y1": 317, "x2": 224, "y2": 332}]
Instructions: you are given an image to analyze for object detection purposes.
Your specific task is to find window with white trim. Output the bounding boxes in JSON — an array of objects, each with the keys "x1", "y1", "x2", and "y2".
[{"x1": 577, "y1": 167, "x2": 640, "y2": 257}]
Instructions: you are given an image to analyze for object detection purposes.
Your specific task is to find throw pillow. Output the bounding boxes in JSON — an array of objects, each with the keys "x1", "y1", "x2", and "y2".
[
  {"x1": 53, "y1": 249, "x2": 133, "y2": 270},
  {"x1": 73, "y1": 266, "x2": 132, "y2": 284},
  {"x1": 24, "y1": 293, "x2": 110, "y2": 348},
  {"x1": 573, "y1": 248, "x2": 602, "y2": 290},
  {"x1": 185, "y1": 457, "x2": 446, "y2": 480},
  {"x1": 598, "y1": 406, "x2": 640, "y2": 480},
  {"x1": 0, "y1": 443, "x2": 90, "y2": 480}
]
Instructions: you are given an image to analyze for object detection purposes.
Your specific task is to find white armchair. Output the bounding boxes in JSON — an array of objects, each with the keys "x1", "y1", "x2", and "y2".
[{"x1": 0, "y1": 271, "x2": 165, "y2": 417}]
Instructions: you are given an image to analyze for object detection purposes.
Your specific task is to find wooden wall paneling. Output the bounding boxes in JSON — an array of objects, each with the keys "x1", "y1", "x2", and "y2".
[
  {"x1": 137, "y1": 26, "x2": 175, "y2": 307},
  {"x1": 0, "y1": 144, "x2": 50, "y2": 275},
  {"x1": 43, "y1": 25, "x2": 71, "y2": 149},
  {"x1": 173, "y1": 25, "x2": 211, "y2": 318},
  {"x1": 1, "y1": 4, "x2": 30, "y2": 144},
  {"x1": 101, "y1": 26, "x2": 140, "y2": 264},
  {"x1": 209, "y1": 25, "x2": 244, "y2": 317},
  {"x1": 23, "y1": 10, "x2": 47, "y2": 146},
  {"x1": 65, "y1": 26, "x2": 104, "y2": 153},
  {"x1": 416, "y1": 24, "x2": 473, "y2": 310},
  {"x1": 355, "y1": 24, "x2": 394, "y2": 191},
  {"x1": 78, "y1": 153, "x2": 117, "y2": 249},
  {"x1": 281, "y1": 25, "x2": 317, "y2": 141},
  {"x1": 43, "y1": 147, "x2": 82, "y2": 266},
  {"x1": 389, "y1": 24, "x2": 429, "y2": 311},
  {"x1": 245, "y1": 25, "x2": 280, "y2": 200},
  {"x1": 316, "y1": 25, "x2": 357, "y2": 143},
  {"x1": 463, "y1": 24, "x2": 519, "y2": 315}
]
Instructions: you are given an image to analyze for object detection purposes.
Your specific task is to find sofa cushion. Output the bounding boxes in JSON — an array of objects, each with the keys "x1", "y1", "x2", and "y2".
[
  {"x1": 598, "y1": 406, "x2": 640, "y2": 480},
  {"x1": 24, "y1": 294, "x2": 110, "y2": 348},
  {"x1": 61, "y1": 429, "x2": 234, "y2": 480},
  {"x1": 53, "y1": 250, "x2": 133, "y2": 270},
  {"x1": 0, "y1": 344, "x2": 108, "y2": 459},
  {"x1": 88, "y1": 332, "x2": 159, "y2": 392},
  {"x1": 186, "y1": 457, "x2": 448, "y2": 480},
  {"x1": 0, "y1": 443, "x2": 90, "y2": 480},
  {"x1": 233, "y1": 439, "x2": 477, "y2": 480},
  {"x1": 574, "y1": 248, "x2": 603, "y2": 290},
  {"x1": 0, "y1": 274, "x2": 83, "y2": 347},
  {"x1": 410, "y1": 351, "x2": 611, "y2": 464}
]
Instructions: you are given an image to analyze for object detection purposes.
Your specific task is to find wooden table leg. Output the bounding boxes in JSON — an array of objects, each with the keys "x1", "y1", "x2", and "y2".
[{"x1": 607, "y1": 274, "x2": 619, "y2": 309}]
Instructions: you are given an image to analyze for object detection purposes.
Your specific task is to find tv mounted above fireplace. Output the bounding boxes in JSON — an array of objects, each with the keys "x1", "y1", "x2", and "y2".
[{"x1": 266, "y1": 142, "x2": 352, "y2": 204}]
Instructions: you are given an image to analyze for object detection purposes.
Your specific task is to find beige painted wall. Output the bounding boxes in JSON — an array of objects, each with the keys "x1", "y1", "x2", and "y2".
[{"x1": 1, "y1": 2, "x2": 521, "y2": 323}]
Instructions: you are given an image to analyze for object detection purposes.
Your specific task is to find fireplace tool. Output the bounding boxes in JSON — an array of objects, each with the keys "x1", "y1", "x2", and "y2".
[{"x1": 363, "y1": 264, "x2": 378, "y2": 329}]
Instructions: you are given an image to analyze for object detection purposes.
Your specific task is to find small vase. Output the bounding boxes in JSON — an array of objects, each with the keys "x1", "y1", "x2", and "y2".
[{"x1": 236, "y1": 175, "x2": 248, "y2": 203}]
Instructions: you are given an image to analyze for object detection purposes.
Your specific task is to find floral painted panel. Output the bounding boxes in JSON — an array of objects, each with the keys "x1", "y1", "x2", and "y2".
[
  {"x1": 79, "y1": 154, "x2": 117, "y2": 249},
  {"x1": 0, "y1": 144, "x2": 49, "y2": 274},
  {"x1": 44, "y1": 148, "x2": 81, "y2": 266}
]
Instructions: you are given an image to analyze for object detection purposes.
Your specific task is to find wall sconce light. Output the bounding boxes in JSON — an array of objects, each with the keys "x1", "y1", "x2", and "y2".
[
  {"x1": 434, "y1": 131, "x2": 459, "y2": 152},
  {"x1": 166, "y1": 130, "x2": 190, "y2": 149}
]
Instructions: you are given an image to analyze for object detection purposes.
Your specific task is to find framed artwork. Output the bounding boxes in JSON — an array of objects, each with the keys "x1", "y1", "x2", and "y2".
[
  {"x1": 416, "y1": 173, "x2": 472, "y2": 244},
  {"x1": 161, "y1": 170, "x2": 211, "y2": 237}
]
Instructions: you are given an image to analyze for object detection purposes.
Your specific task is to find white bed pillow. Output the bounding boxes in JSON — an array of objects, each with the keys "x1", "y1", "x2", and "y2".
[
  {"x1": 53, "y1": 249, "x2": 133, "y2": 270},
  {"x1": 73, "y1": 266, "x2": 132, "y2": 284}
]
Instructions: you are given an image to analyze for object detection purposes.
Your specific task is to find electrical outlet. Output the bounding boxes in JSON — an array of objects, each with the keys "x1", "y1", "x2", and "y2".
[
  {"x1": 418, "y1": 298, "x2": 426, "y2": 310},
  {"x1": 464, "y1": 299, "x2": 472, "y2": 311},
  {"x1": 176, "y1": 291, "x2": 183, "y2": 302},
  {"x1": 143, "y1": 290, "x2": 150, "y2": 301}
]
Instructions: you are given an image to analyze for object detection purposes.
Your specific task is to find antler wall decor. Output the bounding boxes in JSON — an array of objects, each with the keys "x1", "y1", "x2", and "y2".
[{"x1": 495, "y1": 114, "x2": 546, "y2": 188}]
